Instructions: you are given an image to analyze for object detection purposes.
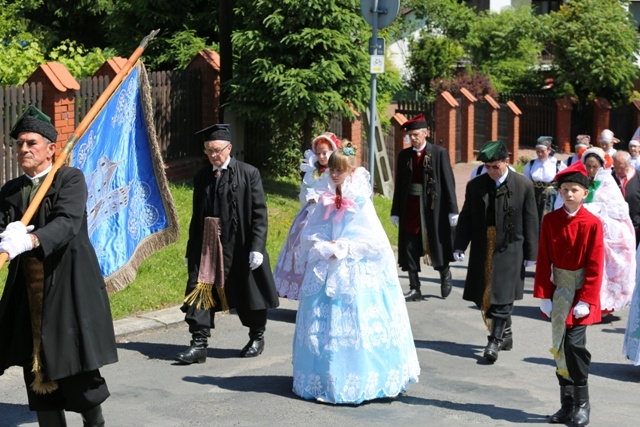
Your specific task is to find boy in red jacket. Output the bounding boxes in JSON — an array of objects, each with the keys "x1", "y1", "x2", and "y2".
[{"x1": 533, "y1": 160, "x2": 604, "y2": 427}]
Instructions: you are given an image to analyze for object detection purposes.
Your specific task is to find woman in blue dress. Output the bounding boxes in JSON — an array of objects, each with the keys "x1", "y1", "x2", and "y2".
[
  {"x1": 274, "y1": 132, "x2": 339, "y2": 300},
  {"x1": 292, "y1": 140, "x2": 420, "y2": 404}
]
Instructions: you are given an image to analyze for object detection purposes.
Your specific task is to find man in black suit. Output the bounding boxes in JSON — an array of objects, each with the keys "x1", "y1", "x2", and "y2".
[
  {"x1": 0, "y1": 106, "x2": 117, "y2": 426},
  {"x1": 613, "y1": 150, "x2": 640, "y2": 247},
  {"x1": 390, "y1": 114, "x2": 458, "y2": 301},
  {"x1": 453, "y1": 141, "x2": 538, "y2": 363},
  {"x1": 176, "y1": 124, "x2": 279, "y2": 364}
]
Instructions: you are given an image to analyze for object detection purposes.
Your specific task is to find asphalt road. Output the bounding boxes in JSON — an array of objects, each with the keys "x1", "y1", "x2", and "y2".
[
  {"x1": 1, "y1": 261, "x2": 638, "y2": 427},
  {"x1": 1, "y1": 159, "x2": 639, "y2": 426}
]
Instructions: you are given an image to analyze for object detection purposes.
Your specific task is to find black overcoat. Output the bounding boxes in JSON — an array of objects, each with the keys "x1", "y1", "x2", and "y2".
[
  {"x1": 454, "y1": 171, "x2": 538, "y2": 306},
  {"x1": 391, "y1": 142, "x2": 458, "y2": 268},
  {"x1": 0, "y1": 167, "x2": 118, "y2": 381},
  {"x1": 185, "y1": 158, "x2": 279, "y2": 311}
]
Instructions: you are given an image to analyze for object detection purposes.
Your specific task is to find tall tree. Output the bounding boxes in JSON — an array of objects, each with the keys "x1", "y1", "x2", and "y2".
[
  {"x1": 546, "y1": 0, "x2": 640, "y2": 106},
  {"x1": 230, "y1": 0, "x2": 375, "y2": 150}
]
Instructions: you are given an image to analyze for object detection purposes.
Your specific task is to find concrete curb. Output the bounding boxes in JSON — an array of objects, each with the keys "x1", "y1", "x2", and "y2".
[{"x1": 113, "y1": 306, "x2": 184, "y2": 338}]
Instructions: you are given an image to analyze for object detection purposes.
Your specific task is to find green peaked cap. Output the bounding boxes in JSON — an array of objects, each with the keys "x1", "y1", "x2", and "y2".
[
  {"x1": 477, "y1": 140, "x2": 509, "y2": 162},
  {"x1": 9, "y1": 105, "x2": 58, "y2": 142}
]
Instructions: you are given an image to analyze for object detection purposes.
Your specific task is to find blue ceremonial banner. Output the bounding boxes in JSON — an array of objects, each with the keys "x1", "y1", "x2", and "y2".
[{"x1": 72, "y1": 63, "x2": 179, "y2": 293}]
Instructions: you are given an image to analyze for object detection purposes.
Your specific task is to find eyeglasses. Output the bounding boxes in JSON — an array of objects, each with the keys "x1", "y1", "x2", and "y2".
[{"x1": 204, "y1": 144, "x2": 230, "y2": 156}]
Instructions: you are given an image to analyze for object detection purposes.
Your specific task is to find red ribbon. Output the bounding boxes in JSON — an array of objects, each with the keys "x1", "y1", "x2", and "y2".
[{"x1": 320, "y1": 193, "x2": 356, "y2": 222}]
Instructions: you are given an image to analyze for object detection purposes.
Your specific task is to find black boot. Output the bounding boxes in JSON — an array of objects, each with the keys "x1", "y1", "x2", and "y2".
[
  {"x1": 81, "y1": 405, "x2": 105, "y2": 427},
  {"x1": 36, "y1": 410, "x2": 67, "y2": 427},
  {"x1": 240, "y1": 331, "x2": 264, "y2": 358},
  {"x1": 175, "y1": 334, "x2": 208, "y2": 364},
  {"x1": 404, "y1": 271, "x2": 422, "y2": 302},
  {"x1": 439, "y1": 266, "x2": 453, "y2": 298},
  {"x1": 483, "y1": 318, "x2": 506, "y2": 363},
  {"x1": 549, "y1": 385, "x2": 574, "y2": 423},
  {"x1": 573, "y1": 385, "x2": 590, "y2": 426},
  {"x1": 499, "y1": 316, "x2": 513, "y2": 351}
]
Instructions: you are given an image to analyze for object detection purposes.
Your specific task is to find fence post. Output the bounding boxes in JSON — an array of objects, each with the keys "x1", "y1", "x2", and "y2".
[
  {"x1": 484, "y1": 94, "x2": 500, "y2": 144},
  {"x1": 593, "y1": 97, "x2": 611, "y2": 147},
  {"x1": 25, "y1": 63, "x2": 80, "y2": 153},
  {"x1": 459, "y1": 88, "x2": 477, "y2": 163},
  {"x1": 341, "y1": 106, "x2": 363, "y2": 168},
  {"x1": 555, "y1": 96, "x2": 573, "y2": 153},
  {"x1": 434, "y1": 91, "x2": 459, "y2": 169},
  {"x1": 505, "y1": 101, "x2": 522, "y2": 164},
  {"x1": 186, "y1": 50, "x2": 221, "y2": 129}
]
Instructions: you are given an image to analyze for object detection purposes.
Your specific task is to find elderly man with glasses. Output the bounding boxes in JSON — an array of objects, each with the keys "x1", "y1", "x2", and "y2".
[
  {"x1": 176, "y1": 124, "x2": 279, "y2": 364},
  {"x1": 453, "y1": 140, "x2": 538, "y2": 363}
]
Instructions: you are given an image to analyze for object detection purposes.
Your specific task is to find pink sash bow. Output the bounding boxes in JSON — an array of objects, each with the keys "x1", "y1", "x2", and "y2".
[{"x1": 320, "y1": 193, "x2": 356, "y2": 222}]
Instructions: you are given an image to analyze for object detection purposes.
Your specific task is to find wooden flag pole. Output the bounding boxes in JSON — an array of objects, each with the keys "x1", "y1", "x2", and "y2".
[{"x1": 0, "y1": 29, "x2": 160, "y2": 271}]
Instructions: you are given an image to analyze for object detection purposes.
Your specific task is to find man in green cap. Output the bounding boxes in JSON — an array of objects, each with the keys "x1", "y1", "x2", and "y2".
[
  {"x1": 453, "y1": 140, "x2": 538, "y2": 363},
  {"x1": 0, "y1": 106, "x2": 117, "y2": 426}
]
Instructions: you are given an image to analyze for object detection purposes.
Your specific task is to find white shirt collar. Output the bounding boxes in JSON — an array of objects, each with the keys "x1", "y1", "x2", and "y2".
[
  {"x1": 495, "y1": 168, "x2": 509, "y2": 186},
  {"x1": 212, "y1": 156, "x2": 231, "y2": 172},
  {"x1": 25, "y1": 164, "x2": 52, "y2": 184},
  {"x1": 563, "y1": 205, "x2": 582, "y2": 217},
  {"x1": 412, "y1": 142, "x2": 427, "y2": 152}
]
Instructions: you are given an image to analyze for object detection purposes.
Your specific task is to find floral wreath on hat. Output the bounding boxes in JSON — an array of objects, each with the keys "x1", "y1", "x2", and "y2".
[{"x1": 340, "y1": 140, "x2": 357, "y2": 157}]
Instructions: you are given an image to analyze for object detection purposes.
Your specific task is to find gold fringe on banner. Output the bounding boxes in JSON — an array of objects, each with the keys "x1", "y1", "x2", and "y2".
[
  {"x1": 481, "y1": 226, "x2": 497, "y2": 332},
  {"x1": 103, "y1": 63, "x2": 180, "y2": 294}
]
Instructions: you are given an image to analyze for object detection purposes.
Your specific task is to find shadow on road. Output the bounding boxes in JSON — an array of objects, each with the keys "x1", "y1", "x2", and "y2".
[
  {"x1": 117, "y1": 341, "x2": 240, "y2": 362},
  {"x1": 0, "y1": 402, "x2": 36, "y2": 427},
  {"x1": 182, "y1": 374, "x2": 295, "y2": 399},
  {"x1": 523, "y1": 356, "x2": 640, "y2": 383},
  {"x1": 415, "y1": 339, "x2": 483, "y2": 361},
  {"x1": 395, "y1": 395, "x2": 549, "y2": 424}
]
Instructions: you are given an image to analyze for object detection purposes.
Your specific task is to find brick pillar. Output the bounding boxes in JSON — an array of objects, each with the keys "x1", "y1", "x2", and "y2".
[
  {"x1": 434, "y1": 91, "x2": 459, "y2": 169},
  {"x1": 459, "y1": 88, "x2": 477, "y2": 163},
  {"x1": 505, "y1": 101, "x2": 522, "y2": 165},
  {"x1": 592, "y1": 97, "x2": 611, "y2": 148},
  {"x1": 342, "y1": 107, "x2": 363, "y2": 168},
  {"x1": 555, "y1": 96, "x2": 573, "y2": 153},
  {"x1": 484, "y1": 95, "x2": 500, "y2": 142},
  {"x1": 92, "y1": 57, "x2": 127, "y2": 80},
  {"x1": 26, "y1": 62, "x2": 80, "y2": 153},
  {"x1": 632, "y1": 100, "x2": 640, "y2": 139},
  {"x1": 186, "y1": 49, "x2": 221, "y2": 128}
]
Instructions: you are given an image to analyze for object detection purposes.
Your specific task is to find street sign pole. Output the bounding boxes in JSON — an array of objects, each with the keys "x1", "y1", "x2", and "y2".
[
  {"x1": 368, "y1": 0, "x2": 379, "y2": 193},
  {"x1": 360, "y1": 0, "x2": 399, "y2": 194}
]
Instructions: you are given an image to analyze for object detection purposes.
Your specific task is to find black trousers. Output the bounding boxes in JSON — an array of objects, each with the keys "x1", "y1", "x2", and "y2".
[
  {"x1": 398, "y1": 231, "x2": 448, "y2": 272},
  {"x1": 482, "y1": 303, "x2": 513, "y2": 320},
  {"x1": 182, "y1": 303, "x2": 268, "y2": 337},
  {"x1": 556, "y1": 325, "x2": 590, "y2": 386},
  {"x1": 23, "y1": 368, "x2": 109, "y2": 413}
]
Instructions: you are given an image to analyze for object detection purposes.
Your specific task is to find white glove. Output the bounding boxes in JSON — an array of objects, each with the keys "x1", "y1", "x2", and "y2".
[
  {"x1": 448, "y1": 213, "x2": 459, "y2": 227},
  {"x1": 249, "y1": 251, "x2": 263, "y2": 270},
  {"x1": 0, "y1": 228, "x2": 35, "y2": 260},
  {"x1": 540, "y1": 298, "x2": 552, "y2": 317},
  {"x1": 390, "y1": 215, "x2": 399, "y2": 227},
  {"x1": 523, "y1": 260, "x2": 536, "y2": 267},
  {"x1": 573, "y1": 301, "x2": 590, "y2": 319},
  {"x1": 184, "y1": 257, "x2": 188, "y2": 266},
  {"x1": 453, "y1": 250, "x2": 465, "y2": 262},
  {"x1": 0, "y1": 221, "x2": 33, "y2": 238}
]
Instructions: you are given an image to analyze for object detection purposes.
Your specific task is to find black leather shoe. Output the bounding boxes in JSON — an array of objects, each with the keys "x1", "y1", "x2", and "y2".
[
  {"x1": 483, "y1": 338, "x2": 501, "y2": 363},
  {"x1": 404, "y1": 289, "x2": 422, "y2": 302},
  {"x1": 240, "y1": 338, "x2": 264, "y2": 357},
  {"x1": 440, "y1": 269, "x2": 453, "y2": 298},
  {"x1": 81, "y1": 404, "x2": 105, "y2": 427},
  {"x1": 175, "y1": 341, "x2": 207, "y2": 364}
]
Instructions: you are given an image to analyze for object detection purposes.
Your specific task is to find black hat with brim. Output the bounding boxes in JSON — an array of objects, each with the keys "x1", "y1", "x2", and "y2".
[
  {"x1": 10, "y1": 106, "x2": 58, "y2": 142},
  {"x1": 196, "y1": 123, "x2": 231, "y2": 142}
]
